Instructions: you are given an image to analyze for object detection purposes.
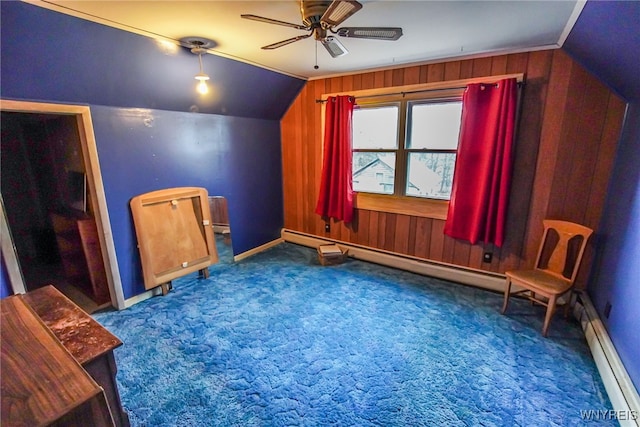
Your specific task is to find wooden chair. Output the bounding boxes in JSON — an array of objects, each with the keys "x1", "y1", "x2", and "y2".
[{"x1": 501, "y1": 219, "x2": 593, "y2": 337}]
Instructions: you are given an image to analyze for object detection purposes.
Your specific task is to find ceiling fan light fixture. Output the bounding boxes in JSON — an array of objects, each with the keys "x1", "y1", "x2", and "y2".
[
  {"x1": 321, "y1": 0, "x2": 362, "y2": 27},
  {"x1": 321, "y1": 36, "x2": 348, "y2": 58}
]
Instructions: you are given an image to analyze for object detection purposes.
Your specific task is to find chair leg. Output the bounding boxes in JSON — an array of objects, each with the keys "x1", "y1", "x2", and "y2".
[
  {"x1": 563, "y1": 291, "x2": 573, "y2": 318},
  {"x1": 501, "y1": 278, "x2": 512, "y2": 314},
  {"x1": 542, "y1": 295, "x2": 558, "y2": 337}
]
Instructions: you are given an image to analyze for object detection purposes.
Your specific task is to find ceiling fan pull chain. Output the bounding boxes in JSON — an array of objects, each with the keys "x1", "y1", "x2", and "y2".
[{"x1": 314, "y1": 41, "x2": 319, "y2": 69}]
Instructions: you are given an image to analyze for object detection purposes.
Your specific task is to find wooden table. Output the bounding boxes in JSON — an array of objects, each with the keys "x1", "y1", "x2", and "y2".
[
  {"x1": 22, "y1": 285, "x2": 130, "y2": 427},
  {"x1": 1, "y1": 294, "x2": 114, "y2": 426}
]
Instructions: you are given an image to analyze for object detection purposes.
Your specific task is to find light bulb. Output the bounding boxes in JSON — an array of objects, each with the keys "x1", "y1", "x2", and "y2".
[
  {"x1": 194, "y1": 72, "x2": 210, "y2": 95},
  {"x1": 196, "y1": 79, "x2": 209, "y2": 95}
]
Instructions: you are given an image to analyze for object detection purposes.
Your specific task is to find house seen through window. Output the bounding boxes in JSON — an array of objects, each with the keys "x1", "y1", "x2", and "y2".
[{"x1": 352, "y1": 95, "x2": 463, "y2": 200}]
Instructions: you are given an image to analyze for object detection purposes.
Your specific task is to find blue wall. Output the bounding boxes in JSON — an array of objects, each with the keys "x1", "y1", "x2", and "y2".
[
  {"x1": 1, "y1": 2, "x2": 302, "y2": 299},
  {"x1": 588, "y1": 105, "x2": 640, "y2": 392},
  {"x1": 90, "y1": 106, "x2": 284, "y2": 298},
  {"x1": 564, "y1": 1, "x2": 640, "y2": 392},
  {"x1": 0, "y1": 257, "x2": 11, "y2": 298}
]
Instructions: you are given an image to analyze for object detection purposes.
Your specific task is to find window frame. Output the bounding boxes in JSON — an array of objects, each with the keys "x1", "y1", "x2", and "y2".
[
  {"x1": 320, "y1": 74, "x2": 524, "y2": 220},
  {"x1": 352, "y1": 101, "x2": 401, "y2": 195},
  {"x1": 353, "y1": 95, "x2": 463, "y2": 201}
]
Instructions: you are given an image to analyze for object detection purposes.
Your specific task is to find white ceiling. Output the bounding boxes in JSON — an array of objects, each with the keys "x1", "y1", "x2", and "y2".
[{"x1": 27, "y1": 0, "x2": 584, "y2": 80}]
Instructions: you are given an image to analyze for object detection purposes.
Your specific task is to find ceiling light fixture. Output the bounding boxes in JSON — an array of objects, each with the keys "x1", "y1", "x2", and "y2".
[
  {"x1": 192, "y1": 45, "x2": 209, "y2": 95},
  {"x1": 181, "y1": 37, "x2": 215, "y2": 96}
]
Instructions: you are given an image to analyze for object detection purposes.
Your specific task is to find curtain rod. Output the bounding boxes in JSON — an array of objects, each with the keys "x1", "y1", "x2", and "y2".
[{"x1": 315, "y1": 81, "x2": 524, "y2": 104}]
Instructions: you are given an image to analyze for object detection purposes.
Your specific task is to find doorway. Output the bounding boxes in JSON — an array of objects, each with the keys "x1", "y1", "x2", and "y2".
[{"x1": 0, "y1": 100, "x2": 125, "y2": 311}]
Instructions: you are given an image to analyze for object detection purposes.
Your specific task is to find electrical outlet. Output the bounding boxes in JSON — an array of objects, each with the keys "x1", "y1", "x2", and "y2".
[
  {"x1": 325, "y1": 222, "x2": 330, "y2": 232},
  {"x1": 482, "y1": 252, "x2": 493, "y2": 263},
  {"x1": 604, "y1": 301, "x2": 612, "y2": 319}
]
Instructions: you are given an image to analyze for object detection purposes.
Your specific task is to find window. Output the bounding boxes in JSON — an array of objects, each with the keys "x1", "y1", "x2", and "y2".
[
  {"x1": 320, "y1": 74, "x2": 522, "y2": 219},
  {"x1": 352, "y1": 93, "x2": 463, "y2": 201},
  {"x1": 352, "y1": 104, "x2": 398, "y2": 195}
]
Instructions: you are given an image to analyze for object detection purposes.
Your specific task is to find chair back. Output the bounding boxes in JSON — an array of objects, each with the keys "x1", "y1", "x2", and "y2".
[{"x1": 534, "y1": 220, "x2": 593, "y2": 284}]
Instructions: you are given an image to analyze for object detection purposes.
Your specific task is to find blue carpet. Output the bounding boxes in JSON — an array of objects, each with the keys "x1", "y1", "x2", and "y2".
[{"x1": 94, "y1": 239, "x2": 615, "y2": 426}]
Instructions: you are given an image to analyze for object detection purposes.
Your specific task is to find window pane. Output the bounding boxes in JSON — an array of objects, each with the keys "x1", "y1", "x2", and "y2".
[
  {"x1": 353, "y1": 106, "x2": 398, "y2": 149},
  {"x1": 405, "y1": 152, "x2": 456, "y2": 200},
  {"x1": 353, "y1": 152, "x2": 396, "y2": 194},
  {"x1": 407, "y1": 102, "x2": 462, "y2": 149}
]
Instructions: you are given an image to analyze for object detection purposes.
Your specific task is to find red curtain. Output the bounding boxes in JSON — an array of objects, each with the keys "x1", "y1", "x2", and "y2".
[
  {"x1": 315, "y1": 95, "x2": 356, "y2": 223},
  {"x1": 444, "y1": 78, "x2": 518, "y2": 247}
]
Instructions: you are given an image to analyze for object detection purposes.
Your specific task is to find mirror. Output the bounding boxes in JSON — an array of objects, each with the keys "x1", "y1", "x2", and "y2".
[{"x1": 208, "y1": 196, "x2": 232, "y2": 264}]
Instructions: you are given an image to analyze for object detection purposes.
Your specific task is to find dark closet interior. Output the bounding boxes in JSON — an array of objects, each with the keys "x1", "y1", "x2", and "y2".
[{"x1": 1, "y1": 112, "x2": 110, "y2": 312}]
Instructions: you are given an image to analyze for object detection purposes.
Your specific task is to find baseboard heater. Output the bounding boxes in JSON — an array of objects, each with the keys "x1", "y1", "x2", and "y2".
[
  {"x1": 281, "y1": 228, "x2": 640, "y2": 423},
  {"x1": 281, "y1": 228, "x2": 506, "y2": 292},
  {"x1": 573, "y1": 294, "x2": 640, "y2": 426}
]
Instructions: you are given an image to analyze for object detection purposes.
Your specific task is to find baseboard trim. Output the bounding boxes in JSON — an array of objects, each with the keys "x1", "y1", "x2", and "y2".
[
  {"x1": 233, "y1": 237, "x2": 284, "y2": 262},
  {"x1": 124, "y1": 287, "x2": 162, "y2": 308},
  {"x1": 574, "y1": 294, "x2": 640, "y2": 425},
  {"x1": 281, "y1": 228, "x2": 506, "y2": 293}
]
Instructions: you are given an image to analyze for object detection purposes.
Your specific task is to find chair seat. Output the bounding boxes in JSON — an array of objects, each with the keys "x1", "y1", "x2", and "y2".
[{"x1": 506, "y1": 269, "x2": 572, "y2": 295}]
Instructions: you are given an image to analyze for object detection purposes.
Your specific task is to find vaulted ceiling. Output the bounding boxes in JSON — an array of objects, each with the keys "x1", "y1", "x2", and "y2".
[
  {"x1": 29, "y1": 0, "x2": 583, "y2": 80},
  {"x1": 7, "y1": 1, "x2": 638, "y2": 119}
]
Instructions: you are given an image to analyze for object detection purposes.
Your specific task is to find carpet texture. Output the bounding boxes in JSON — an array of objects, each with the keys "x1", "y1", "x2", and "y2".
[{"x1": 94, "y1": 240, "x2": 614, "y2": 426}]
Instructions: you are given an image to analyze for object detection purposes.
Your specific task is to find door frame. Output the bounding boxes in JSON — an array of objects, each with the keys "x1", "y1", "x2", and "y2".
[{"x1": 1, "y1": 99, "x2": 125, "y2": 310}]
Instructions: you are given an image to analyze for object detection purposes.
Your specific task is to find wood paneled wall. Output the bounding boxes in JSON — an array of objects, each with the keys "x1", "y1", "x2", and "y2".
[{"x1": 281, "y1": 49, "x2": 625, "y2": 287}]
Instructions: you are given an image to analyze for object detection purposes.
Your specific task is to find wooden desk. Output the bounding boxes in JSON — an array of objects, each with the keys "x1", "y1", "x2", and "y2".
[
  {"x1": 22, "y1": 286, "x2": 130, "y2": 427},
  {"x1": 1, "y1": 295, "x2": 114, "y2": 426}
]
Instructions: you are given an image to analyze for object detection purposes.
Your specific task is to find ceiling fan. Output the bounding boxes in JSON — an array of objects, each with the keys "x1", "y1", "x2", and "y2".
[{"x1": 241, "y1": 0, "x2": 403, "y2": 59}]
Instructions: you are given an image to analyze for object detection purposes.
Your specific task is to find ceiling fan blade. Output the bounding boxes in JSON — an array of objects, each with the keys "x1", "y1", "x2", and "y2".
[
  {"x1": 320, "y1": 0, "x2": 362, "y2": 27},
  {"x1": 336, "y1": 27, "x2": 403, "y2": 41},
  {"x1": 262, "y1": 33, "x2": 313, "y2": 50},
  {"x1": 241, "y1": 14, "x2": 308, "y2": 30}
]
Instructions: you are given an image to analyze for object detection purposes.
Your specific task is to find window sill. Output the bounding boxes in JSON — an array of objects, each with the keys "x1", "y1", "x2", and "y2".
[{"x1": 354, "y1": 193, "x2": 448, "y2": 220}]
